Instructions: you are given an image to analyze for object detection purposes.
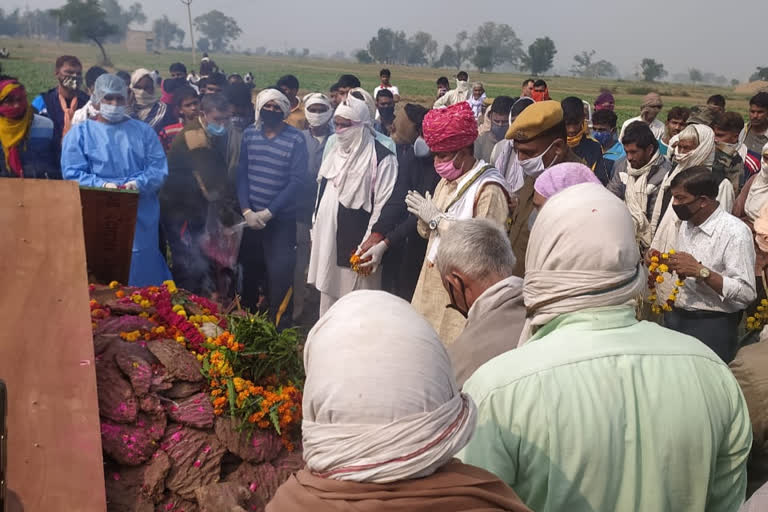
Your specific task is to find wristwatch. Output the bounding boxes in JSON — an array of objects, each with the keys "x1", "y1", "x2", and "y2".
[
  {"x1": 698, "y1": 266, "x2": 711, "y2": 280},
  {"x1": 429, "y1": 215, "x2": 443, "y2": 231}
]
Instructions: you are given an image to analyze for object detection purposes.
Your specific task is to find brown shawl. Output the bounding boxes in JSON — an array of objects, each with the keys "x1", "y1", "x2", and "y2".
[{"x1": 266, "y1": 460, "x2": 531, "y2": 512}]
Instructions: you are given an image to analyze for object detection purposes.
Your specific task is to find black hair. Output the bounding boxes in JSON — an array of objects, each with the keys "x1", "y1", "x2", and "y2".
[
  {"x1": 228, "y1": 73, "x2": 243, "y2": 81},
  {"x1": 436, "y1": 76, "x2": 450, "y2": 88},
  {"x1": 169, "y1": 62, "x2": 187, "y2": 74},
  {"x1": 533, "y1": 79, "x2": 548, "y2": 88},
  {"x1": 173, "y1": 85, "x2": 199, "y2": 108},
  {"x1": 509, "y1": 98, "x2": 534, "y2": 118},
  {"x1": 592, "y1": 109, "x2": 618, "y2": 129},
  {"x1": 338, "y1": 74, "x2": 361, "y2": 88},
  {"x1": 561, "y1": 96, "x2": 586, "y2": 124},
  {"x1": 206, "y1": 72, "x2": 228, "y2": 88},
  {"x1": 224, "y1": 82, "x2": 253, "y2": 107},
  {"x1": 55, "y1": 55, "x2": 81, "y2": 70},
  {"x1": 670, "y1": 166, "x2": 718, "y2": 199},
  {"x1": 457, "y1": 71, "x2": 468, "y2": 81},
  {"x1": 277, "y1": 74, "x2": 299, "y2": 90},
  {"x1": 403, "y1": 103, "x2": 428, "y2": 130},
  {"x1": 490, "y1": 95, "x2": 515, "y2": 115},
  {"x1": 116, "y1": 71, "x2": 131, "y2": 86},
  {"x1": 707, "y1": 94, "x2": 726, "y2": 108},
  {"x1": 621, "y1": 121, "x2": 659, "y2": 151},
  {"x1": 535, "y1": 120, "x2": 567, "y2": 142},
  {"x1": 201, "y1": 92, "x2": 230, "y2": 114},
  {"x1": 711, "y1": 111, "x2": 745, "y2": 134},
  {"x1": 85, "y1": 66, "x2": 107, "y2": 89},
  {"x1": 375, "y1": 89, "x2": 394, "y2": 101},
  {"x1": 379, "y1": 68, "x2": 391, "y2": 77},
  {"x1": 350, "y1": 91, "x2": 365, "y2": 102},
  {"x1": 667, "y1": 106, "x2": 690, "y2": 122},
  {"x1": 162, "y1": 77, "x2": 186, "y2": 94},
  {"x1": 522, "y1": 78, "x2": 534, "y2": 87},
  {"x1": 750, "y1": 92, "x2": 768, "y2": 110},
  {"x1": 330, "y1": 82, "x2": 340, "y2": 93}
]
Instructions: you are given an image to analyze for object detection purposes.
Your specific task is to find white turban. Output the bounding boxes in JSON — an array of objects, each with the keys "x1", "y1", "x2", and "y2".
[
  {"x1": 318, "y1": 95, "x2": 377, "y2": 211},
  {"x1": 520, "y1": 183, "x2": 646, "y2": 345},
  {"x1": 349, "y1": 87, "x2": 376, "y2": 119},
  {"x1": 302, "y1": 290, "x2": 477, "y2": 484},
  {"x1": 669, "y1": 124, "x2": 716, "y2": 171},
  {"x1": 302, "y1": 92, "x2": 333, "y2": 128},
  {"x1": 129, "y1": 68, "x2": 152, "y2": 88},
  {"x1": 253, "y1": 88, "x2": 291, "y2": 127}
]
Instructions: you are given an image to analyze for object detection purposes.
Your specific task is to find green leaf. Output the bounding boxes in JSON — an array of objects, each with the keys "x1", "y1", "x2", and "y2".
[
  {"x1": 269, "y1": 405, "x2": 281, "y2": 435},
  {"x1": 226, "y1": 378, "x2": 236, "y2": 416}
]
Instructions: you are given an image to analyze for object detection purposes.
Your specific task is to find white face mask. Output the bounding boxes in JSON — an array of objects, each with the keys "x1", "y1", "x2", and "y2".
[
  {"x1": 131, "y1": 87, "x2": 158, "y2": 108},
  {"x1": 306, "y1": 108, "x2": 333, "y2": 128},
  {"x1": 674, "y1": 150, "x2": 694, "y2": 165},
  {"x1": 513, "y1": 140, "x2": 558, "y2": 177},
  {"x1": 413, "y1": 136, "x2": 431, "y2": 158},
  {"x1": 336, "y1": 124, "x2": 362, "y2": 152}
]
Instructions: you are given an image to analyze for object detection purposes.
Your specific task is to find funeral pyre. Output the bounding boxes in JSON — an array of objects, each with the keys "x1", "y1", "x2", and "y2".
[{"x1": 90, "y1": 280, "x2": 304, "y2": 512}]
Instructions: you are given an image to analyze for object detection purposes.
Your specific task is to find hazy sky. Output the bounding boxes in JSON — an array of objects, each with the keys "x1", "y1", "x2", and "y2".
[{"x1": 15, "y1": 0, "x2": 765, "y2": 80}]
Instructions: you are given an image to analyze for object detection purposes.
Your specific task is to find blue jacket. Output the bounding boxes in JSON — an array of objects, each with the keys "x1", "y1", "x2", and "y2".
[{"x1": 32, "y1": 87, "x2": 90, "y2": 155}]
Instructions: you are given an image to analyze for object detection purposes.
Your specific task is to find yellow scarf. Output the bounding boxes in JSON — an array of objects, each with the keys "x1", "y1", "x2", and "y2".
[
  {"x1": 0, "y1": 81, "x2": 34, "y2": 176},
  {"x1": 567, "y1": 120, "x2": 589, "y2": 148}
]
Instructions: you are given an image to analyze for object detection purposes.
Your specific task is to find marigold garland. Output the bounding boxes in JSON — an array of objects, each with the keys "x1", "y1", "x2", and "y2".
[
  {"x1": 89, "y1": 280, "x2": 303, "y2": 450},
  {"x1": 747, "y1": 299, "x2": 768, "y2": 331},
  {"x1": 646, "y1": 249, "x2": 685, "y2": 314}
]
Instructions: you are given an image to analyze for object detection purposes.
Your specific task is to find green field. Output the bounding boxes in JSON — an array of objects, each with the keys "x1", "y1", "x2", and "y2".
[{"x1": 0, "y1": 37, "x2": 753, "y2": 126}]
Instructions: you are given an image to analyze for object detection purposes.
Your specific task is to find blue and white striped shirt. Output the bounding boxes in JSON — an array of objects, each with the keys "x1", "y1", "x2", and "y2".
[{"x1": 237, "y1": 124, "x2": 308, "y2": 217}]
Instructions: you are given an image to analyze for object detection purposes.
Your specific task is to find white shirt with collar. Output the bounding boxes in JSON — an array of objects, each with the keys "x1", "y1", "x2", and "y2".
[{"x1": 675, "y1": 206, "x2": 756, "y2": 313}]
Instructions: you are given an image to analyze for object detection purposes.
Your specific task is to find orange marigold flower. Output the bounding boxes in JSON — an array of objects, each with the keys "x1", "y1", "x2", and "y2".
[{"x1": 115, "y1": 290, "x2": 125, "y2": 298}]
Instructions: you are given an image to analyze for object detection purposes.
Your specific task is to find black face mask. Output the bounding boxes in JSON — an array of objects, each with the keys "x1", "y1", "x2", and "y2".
[
  {"x1": 446, "y1": 276, "x2": 469, "y2": 319},
  {"x1": 260, "y1": 108, "x2": 283, "y2": 127},
  {"x1": 672, "y1": 199, "x2": 699, "y2": 221},
  {"x1": 378, "y1": 105, "x2": 395, "y2": 121}
]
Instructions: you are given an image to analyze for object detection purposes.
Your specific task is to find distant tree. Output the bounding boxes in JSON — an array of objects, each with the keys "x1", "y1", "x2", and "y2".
[
  {"x1": 101, "y1": 0, "x2": 146, "y2": 42},
  {"x1": 49, "y1": 0, "x2": 117, "y2": 65},
  {"x1": 750, "y1": 67, "x2": 768, "y2": 82},
  {"x1": 196, "y1": 37, "x2": 210, "y2": 54},
  {"x1": 437, "y1": 44, "x2": 458, "y2": 68},
  {"x1": 453, "y1": 30, "x2": 471, "y2": 70},
  {"x1": 407, "y1": 31, "x2": 438, "y2": 66},
  {"x1": 570, "y1": 50, "x2": 595, "y2": 76},
  {"x1": 731, "y1": 78, "x2": 740, "y2": 86},
  {"x1": 152, "y1": 15, "x2": 184, "y2": 49},
  {"x1": 0, "y1": 8, "x2": 22, "y2": 36},
  {"x1": 302, "y1": 48, "x2": 309, "y2": 58},
  {"x1": 521, "y1": 37, "x2": 557, "y2": 75},
  {"x1": 194, "y1": 10, "x2": 241, "y2": 52},
  {"x1": 367, "y1": 27, "x2": 408, "y2": 64},
  {"x1": 472, "y1": 46, "x2": 493, "y2": 73},
  {"x1": 590, "y1": 60, "x2": 618, "y2": 78},
  {"x1": 354, "y1": 49, "x2": 373, "y2": 64},
  {"x1": 689, "y1": 68, "x2": 703, "y2": 85},
  {"x1": 641, "y1": 58, "x2": 667, "y2": 82},
  {"x1": 20, "y1": 9, "x2": 60, "y2": 40},
  {"x1": 469, "y1": 22, "x2": 523, "y2": 71}
]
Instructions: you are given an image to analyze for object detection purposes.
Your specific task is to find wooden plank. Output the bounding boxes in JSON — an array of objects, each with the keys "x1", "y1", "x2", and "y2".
[
  {"x1": 0, "y1": 179, "x2": 106, "y2": 511},
  {"x1": 79, "y1": 187, "x2": 138, "y2": 285}
]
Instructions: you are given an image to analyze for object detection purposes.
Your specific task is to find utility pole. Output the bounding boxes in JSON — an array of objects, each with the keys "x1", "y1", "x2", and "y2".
[{"x1": 181, "y1": 0, "x2": 196, "y2": 68}]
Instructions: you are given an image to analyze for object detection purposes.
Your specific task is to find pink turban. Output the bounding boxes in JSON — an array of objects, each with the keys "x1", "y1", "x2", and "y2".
[
  {"x1": 422, "y1": 102, "x2": 478, "y2": 153},
  {"x1": 534, "y1": 162, "x2": 602, "y2": 199}
]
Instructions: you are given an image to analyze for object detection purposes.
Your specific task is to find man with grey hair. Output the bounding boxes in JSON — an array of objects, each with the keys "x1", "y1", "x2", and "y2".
[{"x1": 437, "y1": 218, "x2": 525, "y2": 387}]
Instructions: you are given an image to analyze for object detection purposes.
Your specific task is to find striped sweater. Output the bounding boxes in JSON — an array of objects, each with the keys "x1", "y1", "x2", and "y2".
[{"x1": 237, "y1": 124, "x2": 308, "y2": 217}]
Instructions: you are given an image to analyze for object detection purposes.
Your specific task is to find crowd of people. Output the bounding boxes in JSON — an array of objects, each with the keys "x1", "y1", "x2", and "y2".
[{"x1": 4, "y1": 52, "x2": 768, "y2": 509}]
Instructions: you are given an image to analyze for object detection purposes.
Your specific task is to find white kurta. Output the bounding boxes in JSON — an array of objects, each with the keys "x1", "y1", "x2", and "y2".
[{"x1": 308, "y1": 153, "x2": 398, "y2": 312}]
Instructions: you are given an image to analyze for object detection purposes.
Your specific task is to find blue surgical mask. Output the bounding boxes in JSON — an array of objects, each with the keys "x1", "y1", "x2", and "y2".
[
  {"x1": 99, "y1": 103, "x2": 127, "y2": 123},
  {"x1": 206, "y1": 122, "x2": 227, "y2": 137},
  {"x1": 593, "y1": 130, "x2": 614, "y2": 148}
]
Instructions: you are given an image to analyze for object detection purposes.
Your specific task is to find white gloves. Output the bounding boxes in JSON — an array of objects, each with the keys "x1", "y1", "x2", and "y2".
[
  {"x1": 103, "y1": 182, "x2": 118, "y2": 189},
  {"x1": 124, "y1": 180, "x2": 138, "y2": 191},
  {"x1": 243, "y1": 209, "x2": 273, "y2": 230},
  {"x1": 358, "y1": 240, "x2": 388, "y2": 273},
  {"x1": 405, "y1": 190, "x2": 442, "y2": 225}
]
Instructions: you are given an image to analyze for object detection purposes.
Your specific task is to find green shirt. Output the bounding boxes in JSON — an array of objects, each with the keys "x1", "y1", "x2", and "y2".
[{"x1": 459, "y1": 305, "x2": 751, "y2": 512}]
